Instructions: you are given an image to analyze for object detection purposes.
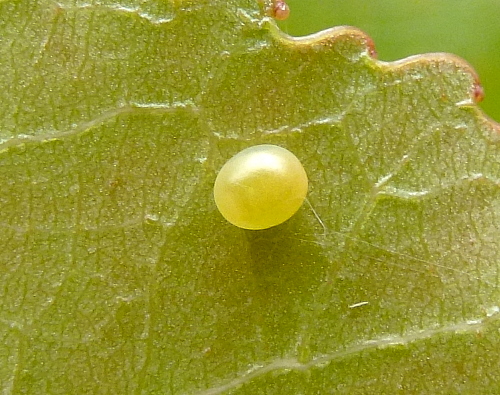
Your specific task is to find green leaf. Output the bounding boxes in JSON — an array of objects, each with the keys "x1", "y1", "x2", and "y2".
[
  {"x1": 280, "y1": 0, "x2": 500, "y2": 125},
  {"x1": 1, "y1": 0, "x2": 499, "y2": 393}
]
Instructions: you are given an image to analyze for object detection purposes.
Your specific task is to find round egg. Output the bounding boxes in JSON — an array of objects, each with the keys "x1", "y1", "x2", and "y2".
[{"x1": 214, "y1": 144, "x2": 308, "y2": 230}]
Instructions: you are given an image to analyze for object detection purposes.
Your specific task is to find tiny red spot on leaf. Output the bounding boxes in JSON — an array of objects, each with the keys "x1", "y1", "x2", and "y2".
[
  {"x1": 473, "y1": 81, "x2": 485, "y2": 103},
  {"x1": 273, "y1": 0, "x2": 290, "y2": 21}
]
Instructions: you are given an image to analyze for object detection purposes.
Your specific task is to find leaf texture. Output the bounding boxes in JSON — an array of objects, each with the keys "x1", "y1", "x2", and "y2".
[{"x1": 0, "y1": 0, "x2": 499, "y2": 393}]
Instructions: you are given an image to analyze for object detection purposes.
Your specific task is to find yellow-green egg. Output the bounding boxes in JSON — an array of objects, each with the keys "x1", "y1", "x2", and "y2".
[{"x1": 214, "y1": 144, "x2": 308, "y2": 230}]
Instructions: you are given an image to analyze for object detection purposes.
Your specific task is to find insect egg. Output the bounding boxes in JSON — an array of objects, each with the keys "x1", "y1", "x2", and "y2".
[{"x1": 213, "y1": 144, "x2": 308, "y2": 230}]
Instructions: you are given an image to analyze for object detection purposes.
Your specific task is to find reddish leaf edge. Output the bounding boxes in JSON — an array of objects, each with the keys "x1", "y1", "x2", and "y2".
[{"x1": 266, "y1": 21, "x2": 500, "y2": 136}]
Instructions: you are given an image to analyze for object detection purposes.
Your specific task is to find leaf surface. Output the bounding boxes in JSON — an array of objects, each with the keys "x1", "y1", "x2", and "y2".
[
  {"x1": 281, "y1": 0, "x2": 500, "y2": 123},
  {"x1": 1, "y1": 0, "x2": 500, "y2": 393}
]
